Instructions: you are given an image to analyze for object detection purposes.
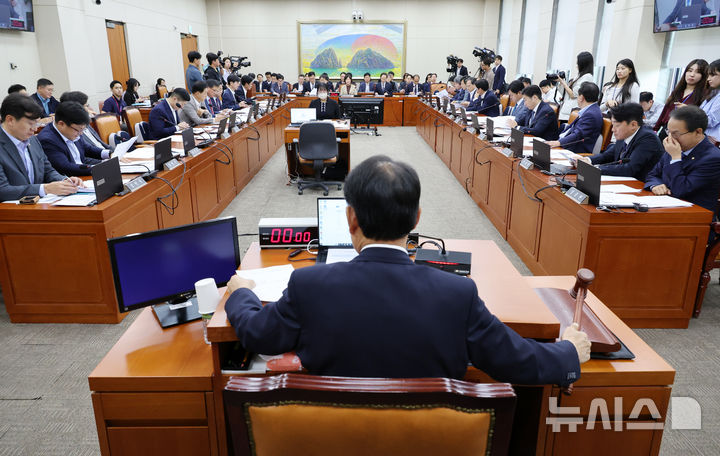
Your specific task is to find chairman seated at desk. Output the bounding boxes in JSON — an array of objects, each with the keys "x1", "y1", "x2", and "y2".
[
  {"x1": 308, "y1": 83, "x2": 340, "y2": 120},
  {"x1": 225, "y1": 155, "x2": 591, "y2": 382}
]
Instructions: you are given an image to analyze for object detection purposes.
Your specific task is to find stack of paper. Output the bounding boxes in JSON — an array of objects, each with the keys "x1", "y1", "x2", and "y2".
[
  {"x1": 51, "y1": 194, "x2": 97, "y2": 207},
  {"x1": 235, "y1": 264, "x2": 295, "y2": 302},
  {"x1": 601, "y1": 176, "x2": 638, "y2": 182},
  {"x1": 599, "y1": 193, "x2": 693, "y2": 208},
  {"x1": 600, "y1": 184, "x2": 641, "y2": 193}
]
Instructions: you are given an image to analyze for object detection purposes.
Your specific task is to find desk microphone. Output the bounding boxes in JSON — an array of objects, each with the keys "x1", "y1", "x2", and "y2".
[{"x1": 477, "y1": 102, "x2": 501, "y2": 114}]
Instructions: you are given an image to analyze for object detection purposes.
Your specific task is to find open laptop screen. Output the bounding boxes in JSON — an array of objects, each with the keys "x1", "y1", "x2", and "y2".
[
  {"x1": 317, "y1": 198, "x2": 352, "y2": 247},
  {"x1": 291, "y1": 108, "x2": 317, "y2": 124}
]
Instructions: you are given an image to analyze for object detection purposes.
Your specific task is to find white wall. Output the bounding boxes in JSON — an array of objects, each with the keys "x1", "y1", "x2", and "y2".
[
  {"x1": 0, "y1": 21, "x2": 44, "y2": 95},
  {"x1": 205, "y1": 0, "x2": 488, "y2": 83}
]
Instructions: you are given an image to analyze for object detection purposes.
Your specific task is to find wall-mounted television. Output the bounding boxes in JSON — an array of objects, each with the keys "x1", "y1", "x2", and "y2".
[
  {"x1": 655, "y1": 0, "x2": 719, "y2": 32},
  {"x1": 0, "y1": 0, "x2": 34, "y2": 32}
]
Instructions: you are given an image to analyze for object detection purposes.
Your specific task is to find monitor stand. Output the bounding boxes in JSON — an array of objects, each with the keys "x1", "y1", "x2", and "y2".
[{"x1": 152, "y1": 296, "x2": 201, "y2": 328}]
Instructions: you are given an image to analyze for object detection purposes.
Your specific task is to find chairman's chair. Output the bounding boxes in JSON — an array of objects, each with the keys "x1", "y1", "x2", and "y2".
[
  {"x1": 224, "y1": 373, "x2": 516, "y2": 456},
  {"x1": 293, "y1": 121, "x2": 343, "y2": 196}
]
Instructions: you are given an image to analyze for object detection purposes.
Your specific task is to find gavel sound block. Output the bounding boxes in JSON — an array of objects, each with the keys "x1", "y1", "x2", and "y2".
[{"x1": 534, "y1": 268, "x2": 621, "y2": 353}]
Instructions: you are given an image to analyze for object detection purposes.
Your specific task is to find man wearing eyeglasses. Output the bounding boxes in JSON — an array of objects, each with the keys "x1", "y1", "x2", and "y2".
[
  {"x1": 0, "y1": 94, "x2": 83, "y2": 202},
  {"x1": 38, "y1": 101, "x2": 103, "y2": 177},
  {"x1": 645, "y1": 105, "x2": 720, "y2": 213}
]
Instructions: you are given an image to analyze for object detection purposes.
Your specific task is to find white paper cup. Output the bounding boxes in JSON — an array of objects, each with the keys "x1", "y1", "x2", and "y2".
[{"x1": 195, "y1": 278, "x2": 220, "y2": 315}]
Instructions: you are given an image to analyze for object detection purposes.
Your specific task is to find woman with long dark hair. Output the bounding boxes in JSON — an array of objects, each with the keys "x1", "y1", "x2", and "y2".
[
  {"x1": 339, "y1": 72, "x2": 358, "y2": 96},
  {"x1": 654, "y1": 59, "x2": 708, "y2": 132},
  {"x1": 700, "y1": 59, "x2": 720, "y2": 141},
  {"x1": 558, "y1": 51, "x2": 594, "y2": 121},
  {"x1": 600, "y1": 59, "x2": 640, "y2": 112},
  {"x1": 155, "y1": 78, "x2": 167, "y2": 99},
  {"x1": 123, "y1": 78, "x2": 146, "y2": 106}
]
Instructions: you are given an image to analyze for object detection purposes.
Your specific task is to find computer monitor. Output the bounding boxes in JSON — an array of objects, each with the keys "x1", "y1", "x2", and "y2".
[
  {"x1": 576, "y1": 160, "x2": 601, "y2": 206},
  {"x1": 317, "y1": 197, "x2": 352, "y2": 248},
  {"x1": 91, "y1": 157, "x2": 123, "y2": 205},
  {"x1": 339, "y1": 97, "x2": 384, "y2": 125},
  {"x1": 532, "y1": 139, "x2": 551, "y2": 171},
  {"x1": 108, "y1": 217, "x2": 240, "y2": 327},
  {"x1": 291, "y1": 108, "x2": 317, "y2": 124},
  {"x1": 228, "y1": 112, "x2": 237, "y2": 130},
  {"x1": 216, "y1": 117, "x2": 228, "y2": 139},
  {"x1": 153, "y1": 137, "x2": 173, "y2": 171},
  {"x1": 510, "y1": 127, "x2": 524, "y2": 158},
  {"x1": 486, "y1": 117, "x2": 495, "y2": 139}
]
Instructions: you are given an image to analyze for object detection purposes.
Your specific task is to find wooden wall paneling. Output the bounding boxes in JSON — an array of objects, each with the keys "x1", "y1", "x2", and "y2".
[
  {"x1": 458, "y1": 130, "x2": 475, "y2": 191},
  {"x1": 403, "y1": 97, "x2": 419, "y2": 126},
  {"x1": 157, "y1": 177, "x2": 194, "y2": 229},
  {"x1": 191, "y1": 155, "x2": 221, "y2": 222}
]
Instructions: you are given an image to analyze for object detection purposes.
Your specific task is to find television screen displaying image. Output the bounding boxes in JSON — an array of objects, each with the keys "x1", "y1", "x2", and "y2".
[
  {"x1": 0, "y1": 0, "x2": 34, "y2": 32},
  {"x1": 654, "y1": 0, "x2": 719, "y2": 32}
]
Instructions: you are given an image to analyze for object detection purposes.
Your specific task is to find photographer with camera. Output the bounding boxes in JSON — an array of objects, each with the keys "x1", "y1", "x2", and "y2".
[
  {"x1": 480, "y1": 58, "x2": 495, "y2": 93},
  {"x1": 556, "y1": 51, "x2": 595, "y2": 122}
]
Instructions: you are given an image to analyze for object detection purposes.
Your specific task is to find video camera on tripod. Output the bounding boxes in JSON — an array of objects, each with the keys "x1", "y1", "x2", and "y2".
[
  {"x1": 217, "y1": 51, "x2": 251, "y2": 76},
  {"x1": 446, "y1": 55, "x2": 460, "y2": 73},
  {"x1": 472, "y1": 47, "x2": 496, "y2": 61}
]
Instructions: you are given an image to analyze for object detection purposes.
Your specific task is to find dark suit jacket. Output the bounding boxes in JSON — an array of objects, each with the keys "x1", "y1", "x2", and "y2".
[
  {"x1": 308, "y1": 98, "x2": 341, "y2": 120},
  {"x1": 518, "y1": 101, "x2": 559, "y2": 140},
  {"x1": 226, "y1": 247, "x2": 580, "y2": 383},
  {"x1": 31, "y1": 93, "x2": 59, "y2": 115},
  {"x1": 590, "y1": 126, "x2": 664, "y2": 181},
  {"x1": 558, "y1": 103, "x2": 603, "y2": 155},
  {"x1": 357, "y1": 81, "x2": 375, "y2": 93},
  {"x1": 0, "y1": 127, "x2": 65, "y2": 201},
  {"x1": 102, "y1": 96, "x2": 126, "y2": 116},
  {"x1": 664, "y1": 0, "x2": 711, "y2": 23},
  {"x1": 644, "y1": 137, "x2": 720, "y2": 212},
  {"x1": 292, "y1": 82, "x2": 303, "y2": 92},
  {"x1": 261, "y1": 81, "x2": 272, "y2": 92},
  {"x1": 253, "y1": 80, "x2": 261, "y2": 92},
  {"x1": 204, "y1": 66, "x2": 224, "y2": 87},
  {"x1": 421, "y1": 82, "x2": 432, "y2": 93},
  {"x1": 221, "y1": 88, "x2": 240, "y2": 110},
  {"x1": 374, "y1": 81, "x2": 394, "y2": 96},
  {"x1": 468, "y1": 91, "x2": 500, "y2": 117},
  {"x1": 37, "y1": 124, "x2": 103, "y2": 176},
  {"x1": 452, "y1": 89, "x2": 465, "y2": 101},
  {"x1": 457, "y1": 65, "x2": 469, "y2": 77},
  {"x1": 205, "y1": 97, "x2": 222, "y2": 117},
  {"x1": 405, "y1": 82, "x2": 422, "y2": 95},
  {"x1": 493, "y1": 65, "x2": 506, "y2": 92},
  {"x1": 235, "y1": 85, "x2": 250, "y2": 103},
  {"x1": 147, "y1": 100, "x2": 178, "y2": 140},
  {"x1": 303, "y1": 81, "x2": 318, "y2": 93}
]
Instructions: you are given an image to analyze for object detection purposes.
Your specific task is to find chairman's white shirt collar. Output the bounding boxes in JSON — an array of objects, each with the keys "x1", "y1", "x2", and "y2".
[{"x1": 361, "y1": 244, "x2": 408, "y2": 253}]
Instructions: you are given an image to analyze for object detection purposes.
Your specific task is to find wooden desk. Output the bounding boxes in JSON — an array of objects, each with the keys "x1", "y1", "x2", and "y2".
[
  {"x1": 414, "y1": 103, "x2": 712, "y2": 328},
  {"x1": 284, "y1": 122, "x2": 351, "y2": 179},
  {"x1": 0, "y1": 105, "x2": 291, "y2": 323},
  {"x1": 90, "y1": 240, "x2": 674, "y2": 456},
  {"x1": 285, "y1": 95, "x2": 414, "y2": 127}
]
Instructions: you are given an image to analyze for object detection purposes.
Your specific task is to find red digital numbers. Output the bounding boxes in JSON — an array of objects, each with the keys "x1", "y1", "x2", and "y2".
[
  {"x1": 270, "y1": 228, "x2": 281, "y2": 243},
  {"x1": 269, "y1": 228, "x2": 311, "y2": 244}
]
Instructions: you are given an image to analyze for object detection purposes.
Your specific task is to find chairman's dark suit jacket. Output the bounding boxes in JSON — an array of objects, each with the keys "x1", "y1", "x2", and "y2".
[
  {"x1": 31, "y1": 93, "x2": 59, "y2": 116},
  {"x1": 226, "y1": 247, "x2": 580, "y2": 384},
  {"x1": 147, "y1": 100, "x2": 178, "y2": 140},
  {"x1": 558, "y1": 103, "x2": 603, "y2": 155},
  {"x1": 37, "y1": 124, "x2": 102, "y2": 176},
  {"x1": 374, "y1": 81, "x2": 394, "y2": 96},
  {"x1": 302, "y1": 81, "x2": 318, "y2": 93},
  {"x1": 517, "y1": 101, "x2": 559, "y2": 140},
  {"x1": 468, "y1": 91, "x2": 500, "y2": 117},
  {"x1": 308, "y1": 98, "x2": 341, "y2": 120},
  {"x1": 590, "y1": 126, "x2": 664, "y2": 182},
  {"x1": 644, "y1": 137, "x2": 720, "y2": 212},
  {"x1": 0, "y1": 127, "x2": 65, "y2": 201}
]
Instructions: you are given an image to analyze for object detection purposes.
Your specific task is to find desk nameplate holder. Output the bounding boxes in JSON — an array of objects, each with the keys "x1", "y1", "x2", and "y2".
[
  {"x1": 519, "y1": 157, "x2": 534, "y2": 169},
  {"x1": 221, "y1": 132, "x2": 231, "y2": 139},
  {"x1": 125, "y1": 176, "x2": 147, "y2": 193},
  {"x1": 565, "y1": 187, "x2": 589, "y2": 204},
  {"x1": 501, "y1": 148, "x2": 513, "y2": 158},
  {"x1": 163, "y1": 158, "x2": 181, "y2": 171},
  {"x1": 188, "y1": 147, "x2": 203, "y2": 158}
]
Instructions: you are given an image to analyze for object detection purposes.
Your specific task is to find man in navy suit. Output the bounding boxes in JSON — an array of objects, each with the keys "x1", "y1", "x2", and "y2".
[
  {"x1": 577, "y1": 103, "x2": 664, "y2": 182},
  {"x1": 30, "y1": 78, "x2": 59, "y2": 116},
  {"x1": 302, "y1": 71, "x2": 318, "y2": 94},
  {"x1": 147, "y1": 88, "x2": 191, "y2": 140},
  {"x1": 235, "y1": 75, "x2": 254, "y2": 103},
  {"x1": 38, "y1": 101, "x2": 103, "y2": 177},
  {"x1": 374, "y1": 72, "x2": 394, "y2": 96},
  {"x1": 547, "y1": 82, "x2": 603, "y2": 155},
  {"x1": 221, "y1": 75, "x2": 247, "y2": 111},
  {"x1": 357, "y1": 73, "x2": 375, "y2": 93},
  {"x1": 225, "y1": 155, "x2": 590, "y2": 381},
  {"x1": 467, "y1": 79, "x2": 500, "y2": 116},
  {"x1": 0, "y1": 94, "x2": 82, "y2": 201},
  {"x1": 493, "y1": 55, "x2": 506, "y2": 94},
  {"x1": 261, "y1": 72, "x2": 273, "y2": 92},
  {"x1": 509, "y1": 85, "x2": 559, "y2": 140},
  {"x1": 645, "y1": 106, "x2": 720, "y2": 213},
  {"x1": 503, "y1": 80, "x2": 530, "y2": 125},
  {"x1": 205, "y1": 79, "x2": 225, "y2": 117}
]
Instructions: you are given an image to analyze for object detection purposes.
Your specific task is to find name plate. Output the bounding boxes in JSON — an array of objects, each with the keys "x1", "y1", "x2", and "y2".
[
  {"x1": 188, "y1": 147, "x2": 203, "y2": 158},
  {"x1": 519, "y1": 157, "x2": 534, "y2": 169},
  {"x1": 221, "y1": 132, "x2": 230, "y2": 139},
  {"x1": 125, "y1": 176, "x2": 147, "y2": 193},
  {"x1": 565, "y1": 187, "x2": 589, "y2": 204},
  {"x1": 163, "y1": 158, "x2": 181, "y2": 171},
  {"x1": 500, "y1": 148, "x2": 513, "y2": 158}
]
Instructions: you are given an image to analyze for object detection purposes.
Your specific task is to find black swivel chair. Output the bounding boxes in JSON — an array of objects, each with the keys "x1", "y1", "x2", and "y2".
[{"x1": 294, "y1": 121, "x2": 343, "y2": 196}]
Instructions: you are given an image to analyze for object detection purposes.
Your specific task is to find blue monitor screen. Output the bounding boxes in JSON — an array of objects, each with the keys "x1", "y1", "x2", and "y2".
[{"x1": 108, "y1": 218, "x2": 240, "y2": 312}]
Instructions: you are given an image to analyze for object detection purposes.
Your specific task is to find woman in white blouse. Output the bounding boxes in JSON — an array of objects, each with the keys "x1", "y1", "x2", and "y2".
[
  {"x1": 339, "y1": 73, "x2": 358, "y2": 96},
  {"x1": 221, "y1": 58, "x2": 233, "y2": 84},
  {"x1": 600, "y1": 59, "x2": 640, "y2": 113},
  {"x1": 557, "y1": 51, "x2": 595, "y2": 121}
]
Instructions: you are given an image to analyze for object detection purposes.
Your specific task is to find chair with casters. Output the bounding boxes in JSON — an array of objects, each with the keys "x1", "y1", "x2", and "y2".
[
  {"x1": 224, "y1": 373, "x2": 517, "y2": 456},
  {"x1": 293, "y1": 121, "x2": 343, "y2": 196},
  {"x1": 122, "y1": 107, "x2": 143, "y2": 137}
]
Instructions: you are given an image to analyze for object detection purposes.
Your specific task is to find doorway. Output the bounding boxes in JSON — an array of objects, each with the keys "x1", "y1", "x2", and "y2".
[{"x1": 106, "y1": 20, "x2": 130, "y2": 89}]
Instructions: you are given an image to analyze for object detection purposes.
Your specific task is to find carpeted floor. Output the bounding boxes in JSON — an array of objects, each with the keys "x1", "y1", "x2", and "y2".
[{"x1": 0, "y1": 127, "x2": 717, "y2": 455}]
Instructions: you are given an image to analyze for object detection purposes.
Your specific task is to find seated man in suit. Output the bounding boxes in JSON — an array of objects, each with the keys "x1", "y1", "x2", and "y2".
[
  {"x1": 292, "y1": 74, "x2": 305, "y2": 93},
  {"x1": 644, "y1": 106, "x2": 720, "y2": 212},
  {"x1": 546, "y1": 82, "x2": 603, "y2": 155},
  {"x1": 303, "y1": 71, "x2": 318, "y2": 94},
  {"x1": 374, "y1": 72, "x2": 394, "y2": 96},
  {"x1": 272, "y1": 74, "x2": 290, "y2": 96},
  {"x1": 575, "y1": 103, "x2": 663, "y2": 181},
  {"x1": 508, "y1": 85, "x2": 559, "y2": 140},
  {"x1": 358, "y1": 73, "x2": 375, "y2": 93},
  {"x1": 102, "y1": 80, "x2": 127, "y2": 116},
  {"x1": 31, "y1": 78, "x2": 59, "y2": 117},
  {"x1": 235, "y1": 75, "x2": 254, "y2": 104},
  {"x1": 503, "y1": 80, "x2": 530, "y2": 125},
  {"x1": 308, "y1": 83, "x2": 340, "y2": 120},
  {"x1": 261, "y1": 72, "x2": 273, "y2": 92},
  {"x1": 225, "y1": 155, "x2": 590, "y2": 381},
  {"x1": 38, "y1": 101, "x2": 103, "y2": 177},
  {"x1": 221, "y1": 75, "x2": 248, "y2": 111},
  {"x1": 451, "y1": 76, "x2": 465, "y2": 101},
  {"x1": 467, "y1": 79, "x2": 500, "y2": 117},
  {"x1": 58, "y1": 90, "x2": 124, "y2": 156},
  {"x1": 0, "y1": 94, "x2": 83, "y2": 201},
  {"x1": 179, "y1": 81, "x2": 212, "y2": 127},
  {"x1": 204, "y1": 79, "x2": 226, "y2": 118},
  {"x1": 387, "y1": 71, "x2": 399, "y2": 93},
  {"x1": 147, "y1": 88, "x2": 191, "y2": 140}
]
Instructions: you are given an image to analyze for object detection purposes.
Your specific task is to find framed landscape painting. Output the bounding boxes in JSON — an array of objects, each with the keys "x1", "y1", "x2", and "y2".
[{"x1": 298, "y1": 21, "x2": 407, "y2": 78}]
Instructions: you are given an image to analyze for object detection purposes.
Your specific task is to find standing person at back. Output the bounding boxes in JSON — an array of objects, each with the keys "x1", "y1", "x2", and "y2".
[
  {"x1": 600, "y1": 59, "x2": 641, "y2": 113},
  {"x1": 185, "y1": 51, "x2": 204, "y2": 91},
  {"x1": 225, "y1": 155, "x2": 590, "y2": 382},
  {"x1": 480, "y1": 58, "x2": 494, "y2": 93},
  {"x1": 557, "y1": 52, "x2": 595, "y2": 122},
  {"x1": 700, "y1": 59, "x2": 720, "y2": 142},
  {"x1": 455, "y1": 58, "x2": 468, "y2": 77},
  {"x1": 654, "y1": 59, "x2": 708, "y2": 135},
  {"x1": 493, "y1": 55, "x2": 506, "y2": 94},
  {"x1": 204, "y1": 53, "x2": 224, "y2": 88}
]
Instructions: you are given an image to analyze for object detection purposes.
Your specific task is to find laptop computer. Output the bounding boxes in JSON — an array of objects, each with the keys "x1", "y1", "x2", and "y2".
[
  {"x1": 459, "y1": 106, "x2": 470, "y2": 126},
  {"x1": 290, "y1": 108, "x2": 317, "y2": 127},
  {"x1": 154, "y1": 137, "x2": 174, "y2": 171},
  {"x1": 91, "y1": 157, "x2": 124, "y2": 204},
  {"x1": 315, "y1": 197, "x2": 355, "y2": 263},
  {"x1": 510, "y1": 127, "x2": 524, "y2": 157},
  {"x1": 576, "y1": 160, "x2": 601, "y2": 206},
  {"x1": 449, "y1": 102, "x2": 458, "y2": 118}
]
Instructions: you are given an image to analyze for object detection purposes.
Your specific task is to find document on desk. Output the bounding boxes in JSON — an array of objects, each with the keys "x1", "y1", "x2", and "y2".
[
  {"x1": 490, "y1": 116, "x2": 516, "y2": 129},
  {"x1": 111, "y1": 136, "x2": 138, "y2": 159},
  {"x1": 633, "y1": 195, "x2": 693, "y2": 208},
  {"x1": 51, "y1": 194, "x2": 97, "y2": 206},
  {"x1": 325, "y1": 249, "x2": 359, "y2": 264},
  {"x1": 601, "y1": 175, "x2": 639, "y2": 182},
  {"x1": 600, "y1": 184, "x2": 641, "y2": 193},
  {"x1": 124, "y1": 147, "x2": 154, "y2": 160},
  {"x1": 235, "y1": 264, "x2": 294, "y2": 302}
]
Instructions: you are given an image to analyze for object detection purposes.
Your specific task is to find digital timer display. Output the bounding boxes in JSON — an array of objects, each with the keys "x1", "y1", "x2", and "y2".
[{"x1": 258, "y1": 219, "x2": 319, "y2": 248}]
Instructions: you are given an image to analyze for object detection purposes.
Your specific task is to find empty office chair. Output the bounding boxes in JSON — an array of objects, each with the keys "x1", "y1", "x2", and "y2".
[
  {"x1": 694, "y1": 222, "x2": 720, "y2": 317},
  {"x1": 134, "y1": 121, "x2": 157, "y2": 144},
  {"x1": 600, "y1": 117, "x2": 613, "y2": 150},
  {"x1": 500, "y1": 94, "x2": 509, "y2": 112},
  {"x1": 122, "y1": 107, "x2": 143, "y2": 137},
  {"x1": 224, "y1": 373, "x2": 516, "y2": 456},
  {"x1": 294, "y1": 121, "x2": 343, "y2": 195},
  {"x1": 93, "y1": 113, "x2": 123, "y2": 145}
]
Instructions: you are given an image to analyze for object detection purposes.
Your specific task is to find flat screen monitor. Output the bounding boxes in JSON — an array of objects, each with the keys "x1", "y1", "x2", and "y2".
[
  {"x1": 108, "y1": 217, "x2": 240, "y2": 327},
  {"x1": 0, "y1": 1, "x2": 34, "y2": 32},
  {"x1": 339, "y1": 97, "x2": 384, "y2": 124},
  {"x1": 532, "y1": 139, "x2": 551, "y2": 171},
  {"x1": 510, "y1": 127, "x2": 525, "y2": 158},
  {"x1": 576, "y1": 160, "x2": 601, "y2": 206},
  {"x1": 654, "y1": 0, "x2": 718, "y2": 32}
]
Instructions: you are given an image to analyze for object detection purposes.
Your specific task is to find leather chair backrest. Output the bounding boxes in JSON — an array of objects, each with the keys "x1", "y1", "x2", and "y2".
[
  {"x1": 298, "y1": 122, "x2": 338, "y2": 161},
  {"x1": 567, "y1": 111, "x2": 579, "y2": 125},
  {"x1": 93, "y1": 114, "x2": 122, "y2": 144},
  {"x1": 500, "y1": 94, "x2": 510, "y2": 111},
  {"x1": 601, "y1": 117, "x2": 613, "y2": 150},
  {"x1": 123, "y1": 108, "x2": 143, "y2": 137}
]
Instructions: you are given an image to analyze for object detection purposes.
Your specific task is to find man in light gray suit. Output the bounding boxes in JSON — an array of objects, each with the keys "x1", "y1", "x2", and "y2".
[{"x1": 0, "y1": 94, "x2": 81, "y2": 202}]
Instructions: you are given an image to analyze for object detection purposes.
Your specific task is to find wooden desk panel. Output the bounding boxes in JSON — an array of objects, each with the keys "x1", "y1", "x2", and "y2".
[
  {"x1": 401, "y1": 97, "x2": 421, "y2": 126},
  {"x1": 284, "y1": 123, "x2": 351, "y2": 179}
]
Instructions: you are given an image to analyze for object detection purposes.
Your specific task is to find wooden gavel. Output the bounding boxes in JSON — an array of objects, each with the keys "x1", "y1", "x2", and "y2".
[{"x1": 568, "y1": 268, "x2": 595, "y2": 326}]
